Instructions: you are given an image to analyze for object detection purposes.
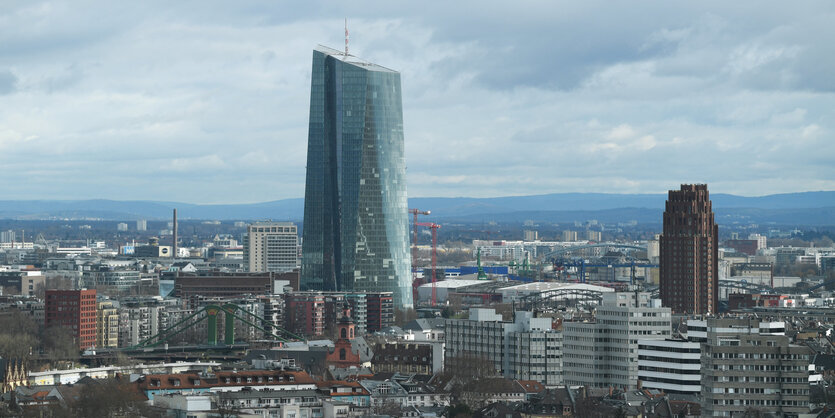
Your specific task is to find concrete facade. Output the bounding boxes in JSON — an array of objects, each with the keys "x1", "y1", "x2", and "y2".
[{"x1": 563, "y1": 292, "x2": 671, "y2": 390}]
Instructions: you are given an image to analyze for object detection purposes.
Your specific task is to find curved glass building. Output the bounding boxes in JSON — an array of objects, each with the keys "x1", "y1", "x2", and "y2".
[{"x1": 301, "y1": 46, "x2": 413, "y2": 309}]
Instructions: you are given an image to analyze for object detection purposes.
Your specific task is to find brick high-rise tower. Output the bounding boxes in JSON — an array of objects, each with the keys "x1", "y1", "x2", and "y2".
[{"x1": 660, "y1": 184, "x2": 718, "y2": 314}]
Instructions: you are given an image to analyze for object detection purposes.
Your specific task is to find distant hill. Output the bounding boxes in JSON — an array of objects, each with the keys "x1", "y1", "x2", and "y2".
[{"x1": 0, "y1": 191, "x2": 833, "y2": 224}]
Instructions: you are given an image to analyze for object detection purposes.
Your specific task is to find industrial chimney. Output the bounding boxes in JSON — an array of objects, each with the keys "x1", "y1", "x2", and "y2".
[{"x1": 172, "y1": 208, "x2": 178, "y2": 259}]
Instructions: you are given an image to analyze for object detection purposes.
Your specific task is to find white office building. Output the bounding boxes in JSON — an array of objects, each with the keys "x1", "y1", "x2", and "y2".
[
  {"x1": 243, "y1": 222, "x2": 299, "y2": 273},
  {"x1": 563, "y1": 292, "x2": 671, "y2": 390},
  {"x1": 637, "y1": 338, "x2": 701, "y2": 394}
]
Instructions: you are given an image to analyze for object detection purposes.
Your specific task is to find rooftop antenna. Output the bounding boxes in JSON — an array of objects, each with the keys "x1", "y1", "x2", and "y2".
[{"x1": 344, "y1": 18, "x2": 349, "y2": 56}]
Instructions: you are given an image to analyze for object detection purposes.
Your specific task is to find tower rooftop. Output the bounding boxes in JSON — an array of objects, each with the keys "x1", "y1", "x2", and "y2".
[{"x1": 315, "y1": 45, "x2": 398, "y2": 73}]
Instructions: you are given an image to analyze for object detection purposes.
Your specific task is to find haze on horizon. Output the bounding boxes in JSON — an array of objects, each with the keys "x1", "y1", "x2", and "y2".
[{"x1": 1, "y1": 1, "x2": 834, "y2": 204}]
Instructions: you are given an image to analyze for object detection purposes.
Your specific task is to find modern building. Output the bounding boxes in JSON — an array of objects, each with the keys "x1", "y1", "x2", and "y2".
[
  {"x1": 563, "y1": 292, "x2": 671, "y2": 390},
  {"x1": 117, "y1": 222, "x2": 128, "y2": 232},
  {"x1": 637, "y1": 338, "x2": 701, "y2": 394},
  {"x1": 660, "y1": 184, "x2": 719, "y2": 314},
  {"x1": 134, "y1": 238, "x2": 172, "y2": 258},
  {"x1": 748, "y1": 233, "x2": 767, "y2": 251},
  {"x1": 445, "y1": 308, "x2": 563, "y2": 386},
  {"x1": 300, "y1": 45, "x2": 412, "y2": 309},
  {"x1": 243, "y1": 222, "x2": 299, "y2": 273},
  {"x1": 172, "y1": 271, "x2": 292, "y2": 300},
  {"x1": 136, "y1": 219, "x2": 147, "y2": 232},
  {"x1": 118, "y1": 302, "x2": 162, "y2": 348},
  {"x1": 364, "y1": 292, "x2": 394, "y2": 334},
  {"x1": 45, "y1": 289, "x2": 98, "y2": 349},
  {"x1": 96, "y1": 301, "x2": 119, "y2": 348},
  {"x1": 0, "y1": 268, "x2": 45, "y2": 297},
  {"x1": 697, "y1": 318, "x2": 810, "y2": 416},
  {"x1": 284, "y1": 292, "x2": 326, "y2": 337}
]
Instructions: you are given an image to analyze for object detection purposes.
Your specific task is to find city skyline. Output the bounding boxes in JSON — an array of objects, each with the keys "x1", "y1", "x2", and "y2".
[{"x1": 1, "y1": 2, "x2": 834, "y2": 203}]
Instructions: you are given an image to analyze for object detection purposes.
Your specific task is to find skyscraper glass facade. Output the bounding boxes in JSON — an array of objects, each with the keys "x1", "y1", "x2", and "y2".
[{"x1": 301, "y1": 46, "x2": 412, "y2": 309}]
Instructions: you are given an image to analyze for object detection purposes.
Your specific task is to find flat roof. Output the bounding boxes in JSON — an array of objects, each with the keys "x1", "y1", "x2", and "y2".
[
  {"x1": 315, "y1": 45, "x2": 398, "y2": 73},
  {"x1": 501, "y1": 282, "x2": 615, "y2": 293},
  {"x1": 417, "y1": 279, "x2": 485, "y2": 289}
]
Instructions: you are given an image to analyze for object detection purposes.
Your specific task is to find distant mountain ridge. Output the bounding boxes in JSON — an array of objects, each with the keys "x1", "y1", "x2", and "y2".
[{"x1": 0, "y1": 191, "x2": 833, "y2": 224}]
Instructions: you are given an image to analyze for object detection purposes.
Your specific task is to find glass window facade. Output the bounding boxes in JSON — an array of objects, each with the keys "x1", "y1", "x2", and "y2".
[{"x1": 301, "y1": 46, "x2": 413, "y2": 309}]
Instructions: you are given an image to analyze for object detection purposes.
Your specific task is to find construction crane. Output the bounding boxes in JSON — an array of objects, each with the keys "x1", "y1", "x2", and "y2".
[{"x1": 416, "y1": 222, "x2": 441, "y2": 306}]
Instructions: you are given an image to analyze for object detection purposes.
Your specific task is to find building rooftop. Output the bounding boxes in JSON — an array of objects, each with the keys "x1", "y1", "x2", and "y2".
[{"x1": 315, "y1": 45, "x2": 398, "y2": 74}]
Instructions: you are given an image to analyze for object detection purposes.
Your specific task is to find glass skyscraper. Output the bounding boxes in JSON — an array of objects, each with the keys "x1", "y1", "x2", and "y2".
[{"x1": 301, "y1": 46, "x2": 412, "y2": 309}]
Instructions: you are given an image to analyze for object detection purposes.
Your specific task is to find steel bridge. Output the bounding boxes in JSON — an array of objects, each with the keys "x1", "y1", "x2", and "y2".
[
  {"x1": 540, "y1": 243, "x2": 648, "y2": 261},
  {"x1": 128, "y1": 303, "x2": 304, "y2": 350},
  {"x1": 647, "y1": 279, "x2": 775, "y2": 299}
]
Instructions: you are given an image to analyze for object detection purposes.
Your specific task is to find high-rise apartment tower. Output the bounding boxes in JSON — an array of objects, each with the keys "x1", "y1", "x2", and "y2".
[
  {"x1": 659, "y1": 184, "x2": 718, "y2": 314},
  {"x1": 301, "y1": 46, "x2": 412, "y2": 308}
]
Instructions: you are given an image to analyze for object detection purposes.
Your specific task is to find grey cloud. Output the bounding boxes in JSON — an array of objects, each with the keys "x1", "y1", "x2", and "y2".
[
  {"x1": 0, "y1": 70, "x2": 17, "y2": 94},
  {"x1": 0, "y1": 1, "x2": 833, "y2": 202}
]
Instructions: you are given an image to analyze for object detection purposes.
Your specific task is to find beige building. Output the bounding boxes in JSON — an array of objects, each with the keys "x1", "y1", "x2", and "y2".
[
  {"x1": 96, "y1": 301, "x2": 119, "y2": 348},
  {"x1": 244, "y1": 222, "x2": 299, "y2": 273}
]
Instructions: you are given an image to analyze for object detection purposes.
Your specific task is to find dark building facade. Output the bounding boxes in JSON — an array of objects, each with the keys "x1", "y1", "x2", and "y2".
[
  {"x1": 724, "y1": 239, "x2": 759, "y2": 256},
  {"x1": 300, "y1": 46, "x2": 412, "y2": 309},
  {"x1": 173, "y1": 271, "x2": 299, "y2": 300},
  {"x1": 45, "y1": 289, "x2": 97, "y2": 349},
  {"x1": 660, "y1": 184, "x2": 718, "y2": 314}
]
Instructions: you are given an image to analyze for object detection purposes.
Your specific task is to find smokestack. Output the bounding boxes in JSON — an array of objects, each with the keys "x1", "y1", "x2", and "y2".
[{"x1": 173, "y1": 208, "x2": 178, "y2": 259}]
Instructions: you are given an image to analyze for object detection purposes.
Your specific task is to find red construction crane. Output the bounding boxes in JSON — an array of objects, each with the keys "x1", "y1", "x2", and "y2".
[{"x1": 416, "y1": 222, "x2": 441, "y2": 306}]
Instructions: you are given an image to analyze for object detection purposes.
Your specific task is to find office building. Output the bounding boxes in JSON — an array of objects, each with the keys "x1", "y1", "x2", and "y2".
[
  {"x1": 300, "y1": 46, "x2": 412, "y2": 309},
  {"x1": 172, "y1": 271, "x2": 293, "y2": 300},
  {"x1": 637, "y1": 338, "x2": 701, "y2": 394},
  {"x1": 694, "y1": 318, "x2": 810, "y2": 416},
  {"x1": 445, "y1": 308, "x2": 563, "y2": 386},
  {"x1": 45, "y1": 289, "x2": 97, "y2": 349},
  {"x1": 0, "y1": 268, "x2": 45, "y2": 297},
  {"x1": 660, "y1": 184, "x2": 718, "y2": 314},
  {"x1": 137, "y1": 219, "x2": 147, "y2": 231},
  {"x1": 117, "y1": 222, "x2": 128, "y2": 232},
  {"x1": 243, "y1": 221, "x2": 298, "y2": 273},
  {"x1": 563, "y1": 292, "x2": 671, "y2": 390}
]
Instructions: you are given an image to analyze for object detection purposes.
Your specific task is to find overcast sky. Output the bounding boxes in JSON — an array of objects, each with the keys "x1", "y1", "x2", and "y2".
[{"x1": 1, "y1": 1, "x2": 834, "y2": 203}]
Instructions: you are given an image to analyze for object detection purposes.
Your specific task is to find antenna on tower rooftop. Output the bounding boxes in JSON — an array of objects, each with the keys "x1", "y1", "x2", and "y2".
[{"x1": 344, "y1": 18, "x2": 349, "y2": 56}]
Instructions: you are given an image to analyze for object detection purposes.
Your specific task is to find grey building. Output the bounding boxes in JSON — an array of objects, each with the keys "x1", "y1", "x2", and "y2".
[
  {"x1": 445, "y1": 308, "x2": 562, "y2": 386},
  {"x1": 300, "y1": 45, "x2": 412, "y2": 309},
  {"x1": 563, "y1": 292, "x2": 671, "y2": 390},
  {"x1": 690, "y1": 317, "x2": 811, "y2": 417}
]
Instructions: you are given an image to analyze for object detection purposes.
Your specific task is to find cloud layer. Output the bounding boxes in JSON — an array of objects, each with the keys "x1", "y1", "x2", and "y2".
[{"x1": 0, "y1": 1, "x2": 833, "y2": 203}]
